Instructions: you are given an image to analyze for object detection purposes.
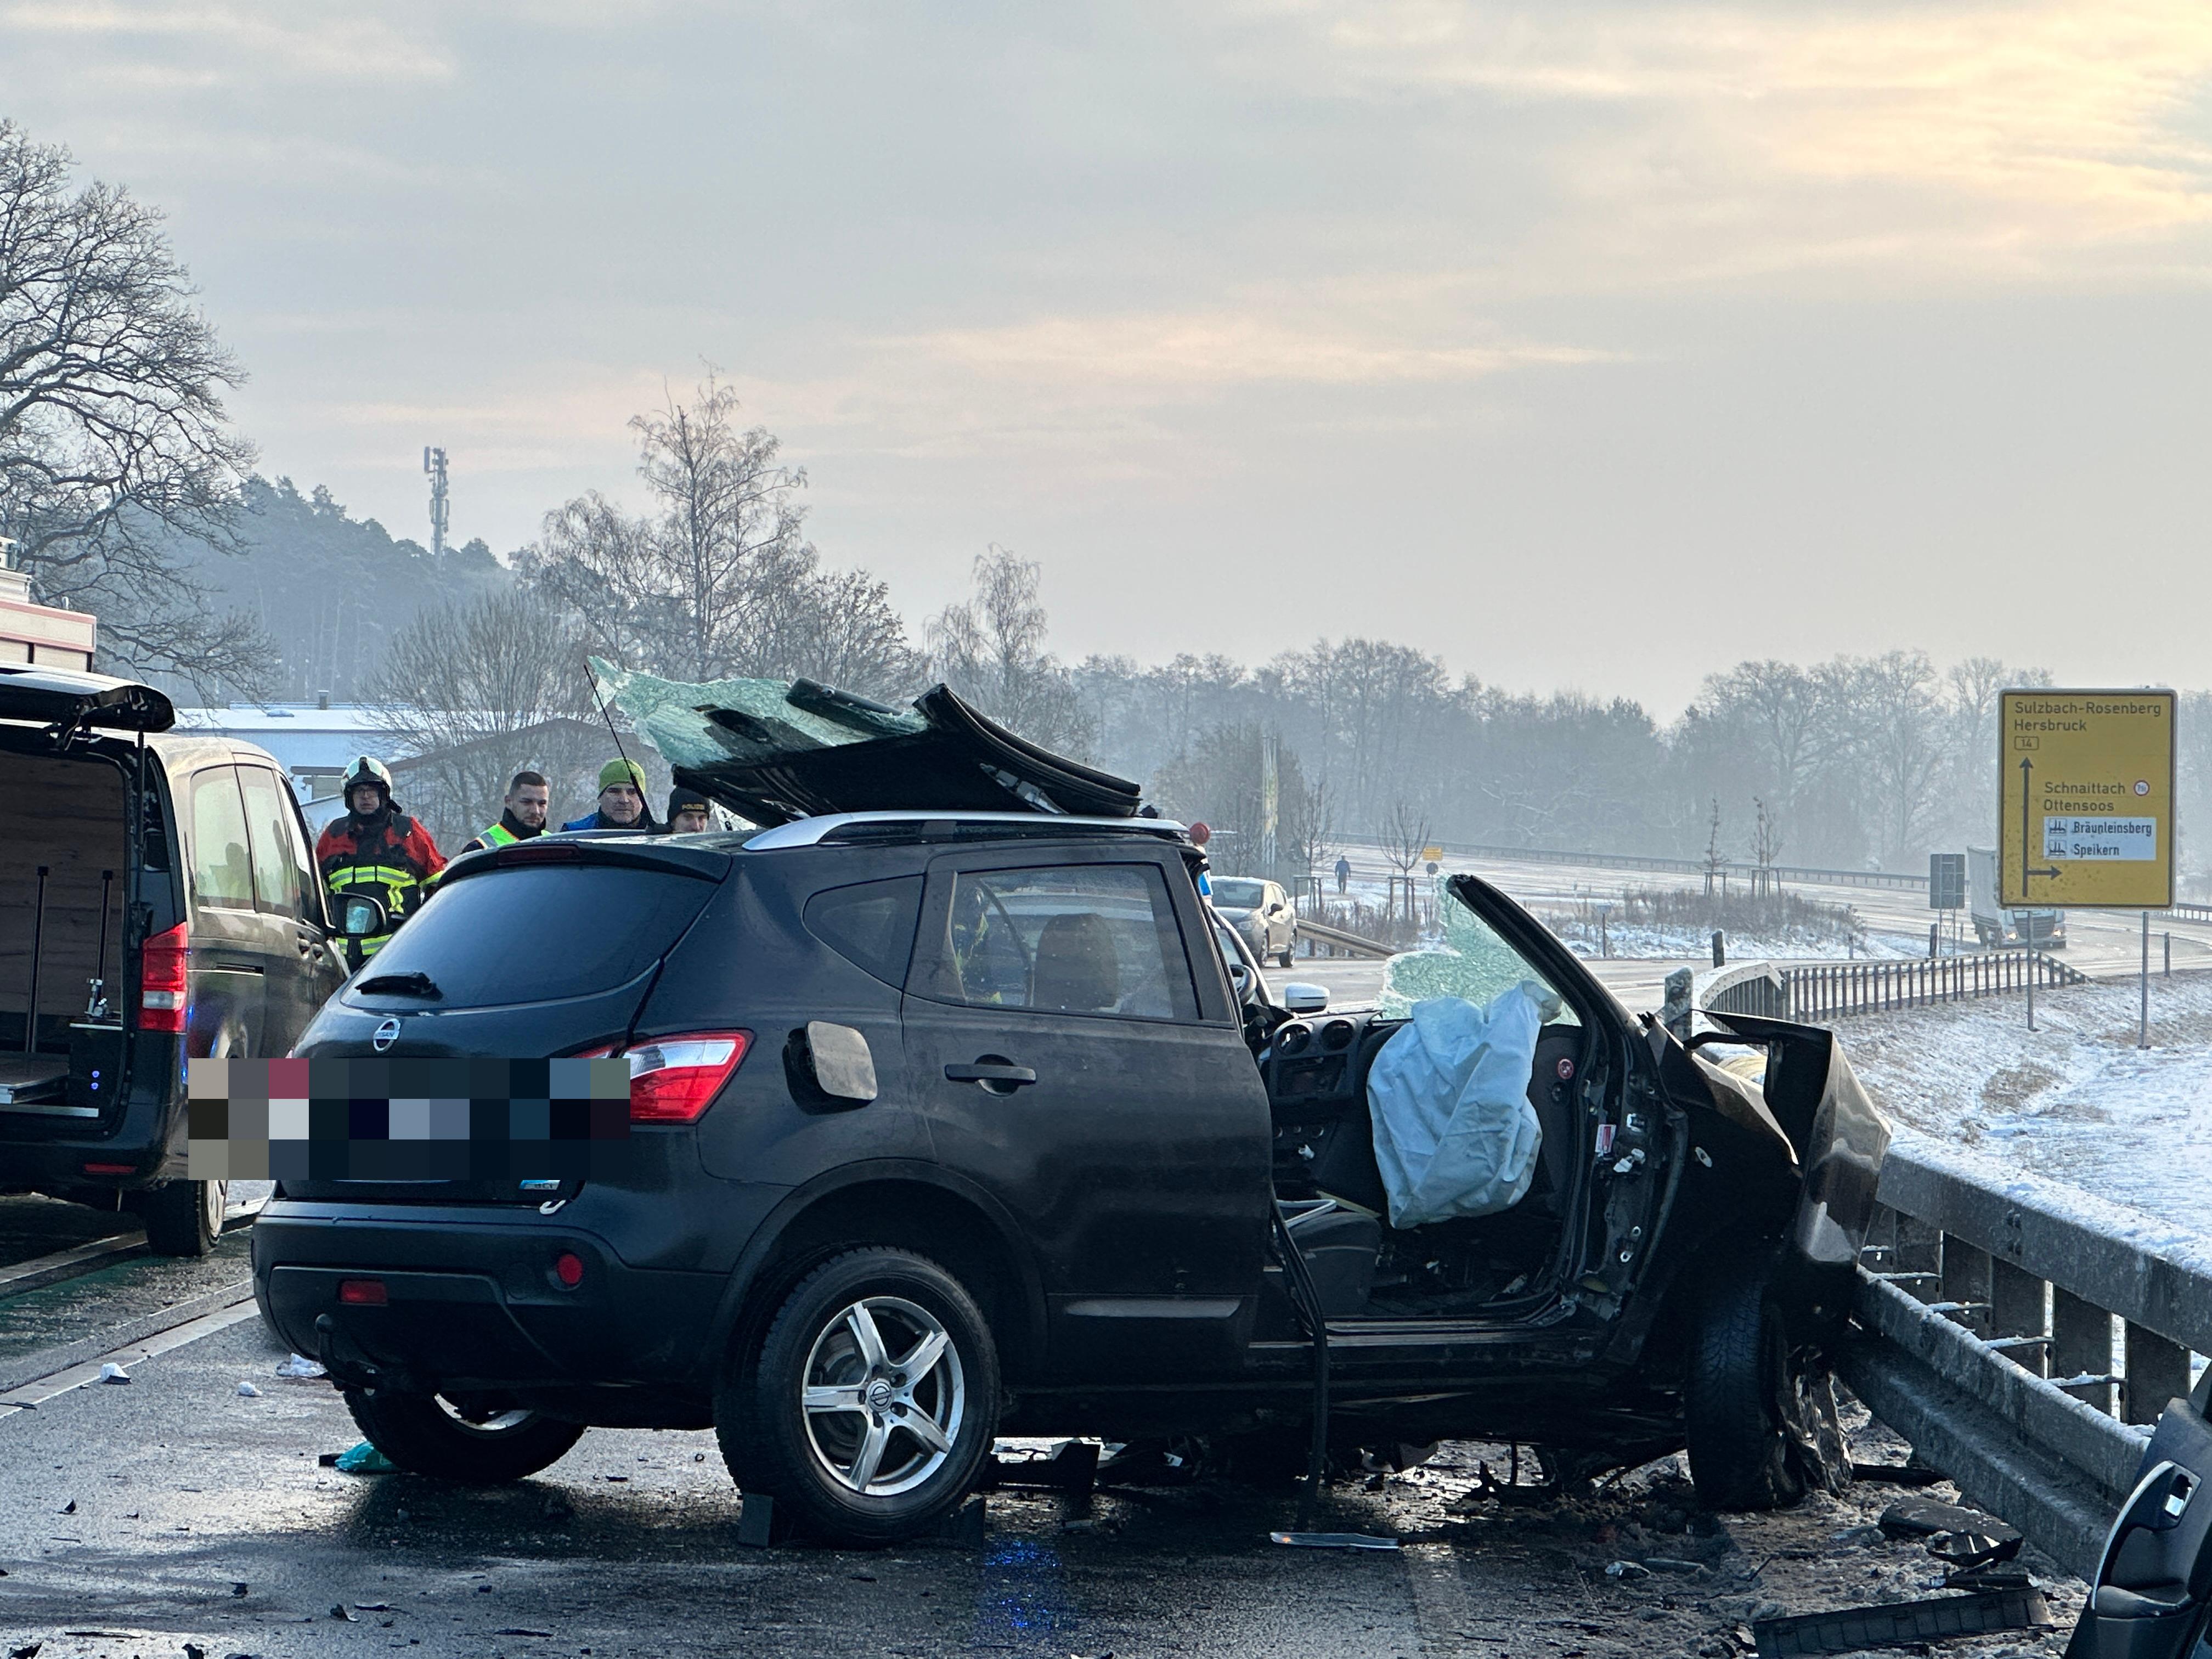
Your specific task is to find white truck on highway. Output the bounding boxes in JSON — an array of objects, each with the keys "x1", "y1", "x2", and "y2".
[{"x1": 1966, "y1": 845, "x2": 2065, "y2": 947}]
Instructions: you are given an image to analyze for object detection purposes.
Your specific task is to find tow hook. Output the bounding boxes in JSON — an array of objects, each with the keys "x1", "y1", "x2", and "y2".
[{"x1": 538, "y1": 1197, "x2": 569, "y2": 1216}]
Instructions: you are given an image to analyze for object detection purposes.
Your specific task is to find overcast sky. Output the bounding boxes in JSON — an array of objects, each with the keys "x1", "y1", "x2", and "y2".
[{"x1": 7, "y1": 1, "x2": 2210, "y2": 713}]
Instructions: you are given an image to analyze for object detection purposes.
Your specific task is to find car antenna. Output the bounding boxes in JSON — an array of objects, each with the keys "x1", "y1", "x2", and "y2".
[{"x1": 585, "y1": 656, "x2": 640, "y2": 782}]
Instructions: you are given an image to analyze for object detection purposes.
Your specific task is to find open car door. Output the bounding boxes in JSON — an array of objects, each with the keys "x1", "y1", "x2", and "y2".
[{"x1": 2066, "y1": 1367, "x2": 2212, "y2": 1658}]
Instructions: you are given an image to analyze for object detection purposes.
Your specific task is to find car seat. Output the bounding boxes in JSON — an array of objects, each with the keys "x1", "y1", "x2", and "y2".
[{"x1": 1031, "y1": 912, "x2": 1119, "y2": 1013}]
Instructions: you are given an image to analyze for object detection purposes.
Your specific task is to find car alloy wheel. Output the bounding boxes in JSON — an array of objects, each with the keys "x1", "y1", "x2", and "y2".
[{"x1": 799, "y1": 1295, "x2": 965, "y2": 1497}]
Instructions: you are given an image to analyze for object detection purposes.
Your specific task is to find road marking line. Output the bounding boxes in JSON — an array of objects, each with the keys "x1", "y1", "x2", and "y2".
[
  {"x1": 0, "y1": 1297, "x2": 259, "y2": 1419},
  {"x1": 0, "y1": 1197, "x2": 264, "y2": 1299}
]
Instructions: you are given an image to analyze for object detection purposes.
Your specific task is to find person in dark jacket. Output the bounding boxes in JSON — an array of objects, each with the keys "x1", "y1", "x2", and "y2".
[
  {"x1": 561, "y1": 759, "x2": 656, "y2": 832},
  {"x1": 315, "y1": 755, "x2": 447, "y2": 968},
  {"x1": 460, "y1": 770, "x2": 551, "y2": 855},
  {"x1": 664, "y1": 784, "x2": 712, "y2": 836}
]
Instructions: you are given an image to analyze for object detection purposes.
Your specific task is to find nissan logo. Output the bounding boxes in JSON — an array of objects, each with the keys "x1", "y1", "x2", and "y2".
[{"x1": 371, "y1": 1018, "x2": 401, "y2": 1052}]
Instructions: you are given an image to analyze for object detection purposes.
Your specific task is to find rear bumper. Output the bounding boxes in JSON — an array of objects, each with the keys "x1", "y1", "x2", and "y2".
[{"x1": 252, "y1": 1206, "x2": 725, "y2": 1398}]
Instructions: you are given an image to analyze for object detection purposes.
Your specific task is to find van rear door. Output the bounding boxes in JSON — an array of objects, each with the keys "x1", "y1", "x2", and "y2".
[{"x1": 279, "y1": 844, "x2": 724, "y2": 1203}]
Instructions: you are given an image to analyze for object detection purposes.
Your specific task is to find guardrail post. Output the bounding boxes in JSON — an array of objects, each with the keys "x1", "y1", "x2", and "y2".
[
  {"x1": 1895, "y1": 1215, "x2": 1943, "y2": 1303},
  {"x1": 2122, "y1": 1325, "x2": 2194, "y2": 1425},
  {"x1": 1988, "y1": 1259, "x2": 2049, "y2": 1378},
  {"x1": 1940, "y1": 1237, "x2": 1992, "y2": 1333},
  {"x1": 2051, "y1": 1289, "x2": 2115, "y2": 1415}
]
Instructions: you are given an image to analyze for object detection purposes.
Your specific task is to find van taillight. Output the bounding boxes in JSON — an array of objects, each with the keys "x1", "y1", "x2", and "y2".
[
  {"x1": 580, "y1": 1031, "x2": 752, "y2": 1124},
  {"x1": 139, "y1": 922, "x2": 189, "y2": 1034}
]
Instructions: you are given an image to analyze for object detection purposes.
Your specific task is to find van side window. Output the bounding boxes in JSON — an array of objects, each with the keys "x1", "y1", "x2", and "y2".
[
  {"x1": 804, "y1": 877, "x2": 922, "y2": 988},
  {"x1": 238, "y1": 768, "x2": 312, "y2": 921},
  {"x1": 938, "y1": 864, "x2": 1198, "y2": 1022},
  {"x1": 187, "y1": 768, "x2": 255, "y2": 911}
]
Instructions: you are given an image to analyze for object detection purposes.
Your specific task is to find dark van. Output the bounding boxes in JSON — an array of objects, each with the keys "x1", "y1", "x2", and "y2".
[{"x1": 0, "y1": 666, "x2": 348, "y2": 1254}]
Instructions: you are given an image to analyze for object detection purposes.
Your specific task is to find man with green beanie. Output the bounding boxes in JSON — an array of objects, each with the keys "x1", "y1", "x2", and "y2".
[{"x1": 561, "y1": 758, "x2": 658, "y2": 832}]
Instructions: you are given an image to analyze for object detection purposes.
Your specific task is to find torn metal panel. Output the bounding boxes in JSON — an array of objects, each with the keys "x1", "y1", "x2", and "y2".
[{"x1": 595, "y1": 662, "x2": 1142, "y2": 825}]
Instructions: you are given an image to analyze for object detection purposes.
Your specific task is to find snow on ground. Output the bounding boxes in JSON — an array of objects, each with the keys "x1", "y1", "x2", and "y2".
[
  {"x1": 1843, "y1": 970, "x2": 2212, "y2": 1257},
  {"x1": 1544, "y1": 917, "x2": 1927, "y2": 962}
]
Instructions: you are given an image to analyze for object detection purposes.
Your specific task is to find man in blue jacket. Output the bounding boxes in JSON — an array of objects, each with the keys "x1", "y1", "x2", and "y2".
[{"x1": 562, "y1": 759, "x2": 657, "y2": 832}]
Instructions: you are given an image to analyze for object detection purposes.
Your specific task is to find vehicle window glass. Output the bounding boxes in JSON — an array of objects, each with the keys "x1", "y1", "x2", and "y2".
[
  {"x1": 1210, "y1": 878, "x2": 1265, "y2": 910},
  {"x1": 187, "y1": 768, "x2": 255, "y2": 911},
  {"x1": 1390, "y1": 893, "x2": 1582, "y2": 1028},
  {"x1": 238, "y1": 768, "x2": 309, "y2": 920},
  {"x1": 805, "y1": 876, "x2": 922, "y2": 988},
  {"x1": 942, "y1": 864, "x2": 1198, "y2": 1021},
  {"x1": 356, "y1": 867, "x2": 714, "y2": 1006}
]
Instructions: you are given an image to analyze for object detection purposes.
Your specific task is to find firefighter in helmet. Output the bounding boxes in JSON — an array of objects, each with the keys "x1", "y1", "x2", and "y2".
[{"x1": 315, "y1": 755, "x2": 448, "y2": 969}]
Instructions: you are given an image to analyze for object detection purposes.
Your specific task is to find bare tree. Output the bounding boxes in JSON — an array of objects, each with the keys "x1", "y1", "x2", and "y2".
[
  {"x1": 1379, "y1": 799, "x2": 1431, "y2": 924},
  {"x1": 520, "y1": 374, "x2": 915, "y2": 699},
  {"x1": 0, "y1": 121, "x2": 267, "y2": 689},
  {"x1": 366, "y1": 588, "x2": 605, "y2": 849},
  {"x1": 926, "y1": 547, "x2": 1090, "y2": 753}
]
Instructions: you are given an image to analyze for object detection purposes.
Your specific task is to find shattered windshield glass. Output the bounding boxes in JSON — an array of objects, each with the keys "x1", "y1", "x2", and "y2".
[{"x1": 1380, "y1": 878, "x2": 1579, "y2": 1026}]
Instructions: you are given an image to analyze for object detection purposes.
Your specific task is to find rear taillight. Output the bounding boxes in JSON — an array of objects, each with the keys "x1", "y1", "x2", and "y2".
[
  {"x1": 139, "y1": 922, "x2": 189, "y2": 1034},
  {"x1": 586, "y1": 1031, "x2": 751, "y2": 1124},
  {"x1": 338, "y1": 1279, "x2": 387, "y2": 1306}
]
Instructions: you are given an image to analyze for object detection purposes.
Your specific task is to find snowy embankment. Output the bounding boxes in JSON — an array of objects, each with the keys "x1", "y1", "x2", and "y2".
[
  {"x1": 1843, "y1": 972, "x2": 2212, "y2": 1262},
  {"x1": 1547, "y1": 919, "x2": 1927, "y2": 962}
]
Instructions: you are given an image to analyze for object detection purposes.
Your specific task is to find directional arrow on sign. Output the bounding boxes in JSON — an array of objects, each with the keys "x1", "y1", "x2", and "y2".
[{"x1": 2018, "y1": 757, "x2": 2061, "y2": 881}]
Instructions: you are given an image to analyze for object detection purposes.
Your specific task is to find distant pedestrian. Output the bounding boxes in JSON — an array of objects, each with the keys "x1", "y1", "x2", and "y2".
[
  {"x1": 562, "y1": 759, "x2": 657, "y2": 832},
  {"x1": 1334, "y1": 854, "x2": 1351, "y2": 895},
  {"x1": 664, "y1": 785, "x2": 713, "y2": 836},
  {"x1": 461, "y1": 770, "x2": 551, "y2": 855}
]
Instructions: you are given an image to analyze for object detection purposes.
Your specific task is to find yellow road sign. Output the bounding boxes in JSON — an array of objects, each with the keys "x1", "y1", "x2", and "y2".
[
  {"x1": 1998, "y1": 689, "x2": 2175, "y2": 909},
  {"x1": 1420, "y1": 844, "x2": 1443, "y2": 864}
]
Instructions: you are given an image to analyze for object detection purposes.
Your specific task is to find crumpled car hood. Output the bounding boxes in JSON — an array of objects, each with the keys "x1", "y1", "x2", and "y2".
[{"x1": 596, "y1": 662, "x2": 1142, "y2": 826}]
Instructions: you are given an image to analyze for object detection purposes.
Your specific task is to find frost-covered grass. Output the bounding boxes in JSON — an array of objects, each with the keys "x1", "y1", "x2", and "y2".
[{"x1": 1845, "y1": 971, "x2": 2212, "y2": 1250}]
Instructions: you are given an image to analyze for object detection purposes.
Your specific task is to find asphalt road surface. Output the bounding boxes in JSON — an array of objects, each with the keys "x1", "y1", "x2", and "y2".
[{"x1": 0, "y1": 1254, "x2": 2086, "y2": 1659}]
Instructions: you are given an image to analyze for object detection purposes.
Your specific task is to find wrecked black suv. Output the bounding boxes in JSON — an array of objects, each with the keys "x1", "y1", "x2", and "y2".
[{"x1": 252, "y1": 676, "x2": 1890, "y2": 1545}]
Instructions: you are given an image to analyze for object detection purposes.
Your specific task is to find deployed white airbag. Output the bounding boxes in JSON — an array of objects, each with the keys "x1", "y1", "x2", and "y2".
[{"x1": 1365, "y1": 984, "x2": 1551, "y2": 1229}]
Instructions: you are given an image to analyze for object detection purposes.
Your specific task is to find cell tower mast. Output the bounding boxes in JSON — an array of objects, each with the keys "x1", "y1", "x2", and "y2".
[{"x1": 422, "y1": 445, "x2": 449, "y2": 562}]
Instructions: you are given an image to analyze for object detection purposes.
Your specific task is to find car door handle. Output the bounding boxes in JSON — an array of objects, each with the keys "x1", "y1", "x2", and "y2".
[
  {"x1": 943, "y1": 1062, "x2": 1037, "y2": 1087},
  {"x1": 211, "y1": 958, "x2": 264, "y2": 975}
]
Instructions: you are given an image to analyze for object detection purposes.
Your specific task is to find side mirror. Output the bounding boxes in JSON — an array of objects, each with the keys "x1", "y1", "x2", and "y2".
[
  {"x1": 336, "y1": 894, "x2": 389, "y2": 940},
  {"x1": 1281, "y1": 982, "x2": 1329, "y2": 1015},
  {"x1": 1227, "y1": 960, "x2": 1251, "y2": 992},
  {"x1": 788, "y1": 1020, "x2": 878, "y2": 1107}
]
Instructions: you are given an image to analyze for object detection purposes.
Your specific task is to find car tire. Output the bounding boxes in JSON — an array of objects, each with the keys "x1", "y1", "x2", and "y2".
[
  {"x1": 140, "y1": 1178, "x2": 227, "y2": 1258},
  {"x1": 344, "y1": 1389, "x2": 585, "y2": 1483},
  {"x1": 718, "y1": 1247, "x2": 1000, "y2": 1546},
  {"x1": 1276, "y1": 946, "x2": 1294, "y2": 968},
  {"x1": 1684, "y1": 1262, "x2": 1809, "y2": 1512}
]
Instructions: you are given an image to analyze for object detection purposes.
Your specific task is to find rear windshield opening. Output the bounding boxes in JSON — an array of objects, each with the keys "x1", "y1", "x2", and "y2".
[{"x1": 354, "y1": 865, "x2": 717, "y2": 1006}]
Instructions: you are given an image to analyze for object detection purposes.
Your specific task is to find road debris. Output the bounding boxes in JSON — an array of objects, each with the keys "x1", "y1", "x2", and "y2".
[
  {"x1": 1750, "y1": 1586, "x2": 2052, "y2": 1656},
  {"x1": 235, "y1": 1381, "x2": 261, "y2": 1398},
  {"x1": 274, "y1": 1353, "x2": 325, "y2": 1379},
  {"x1": 95, "y1": 1363, "x2": 128, "y2": 1384},
  {"x1": 1268, "y1": 1531, "x2": 1399, "y2": 1550},
  {"x1": 332, "y1": 1442, "x2": 396, "y2": 1474}
]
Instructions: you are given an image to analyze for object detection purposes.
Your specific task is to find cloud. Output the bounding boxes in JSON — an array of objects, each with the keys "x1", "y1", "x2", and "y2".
[
  {"x1": 1250, "y1": 1, "x2": 2212, "y2": 284},
  {"x1": 896, "y1": 309, "x2": 1614, "y2": 390},
  {"x1": 0, "y1": 2, "x2": 453, "y2": 82}
]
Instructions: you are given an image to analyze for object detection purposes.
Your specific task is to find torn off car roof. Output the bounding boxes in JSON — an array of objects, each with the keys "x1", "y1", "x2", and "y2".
[{"x1": 596, "y1": 661, "x2": 1143, "y2": 826}]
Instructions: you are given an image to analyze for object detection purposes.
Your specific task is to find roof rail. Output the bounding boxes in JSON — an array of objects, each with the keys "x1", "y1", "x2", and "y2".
[{"x1": 742, "y1": 810, "x2": 1189, "y2": 851}]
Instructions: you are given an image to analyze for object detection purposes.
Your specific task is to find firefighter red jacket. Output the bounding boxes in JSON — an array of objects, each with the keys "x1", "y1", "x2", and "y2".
[{"x1": 315, "y1": 808, "x2": 447, "y2": 960}]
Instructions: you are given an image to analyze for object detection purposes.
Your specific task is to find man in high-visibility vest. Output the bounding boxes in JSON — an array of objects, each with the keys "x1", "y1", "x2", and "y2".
[
  {"x1": 315, "y1": 756, "x2": 448, "y2": 969},
  {"x1": 460, "y1": 770, "x2": 551, "y2": 856}
]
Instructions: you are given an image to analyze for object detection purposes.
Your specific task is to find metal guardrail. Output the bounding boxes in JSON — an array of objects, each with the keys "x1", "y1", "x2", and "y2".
[
  {"x1": 1839, "y1": 1143, "x2": 2207, "y2": 1578},
  {"x1": 1703, "y1": 950, "x2": 2090, "y2": 1023},
  {"x1": 1338, "y1": 835, "x2": 1932, "y2": 893},
  {"x1": 1296, "y1": 918, "x2": 1395, "y2": 960}
]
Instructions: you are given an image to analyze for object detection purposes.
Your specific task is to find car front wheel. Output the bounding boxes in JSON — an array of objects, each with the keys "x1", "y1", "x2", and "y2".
[
  {"x1": 344, "y1": 1389, "x2": 585, "y2": 1482},
  {"x1": 1684, "y1": 1262, "x2": 1812, "y2": 1511},
  {"x1": 719, "y1": 1247, "x2": 1000, "y2": 1545}
]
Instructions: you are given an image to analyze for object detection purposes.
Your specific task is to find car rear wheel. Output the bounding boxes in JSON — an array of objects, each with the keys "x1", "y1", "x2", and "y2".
[
  {"x1": 140, "y1": 1177, "x2": 226, "y2": 1257},
  {"x1": 344, "y1": 1389, "x2": 585, "y2": 1483},
  {"x1": 718, "y1": 1247, "x2": 1000, "y2": 1545},
  {"x1": 1684, "y1": 1262, "x2": 1810, "y2": 1511}
]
